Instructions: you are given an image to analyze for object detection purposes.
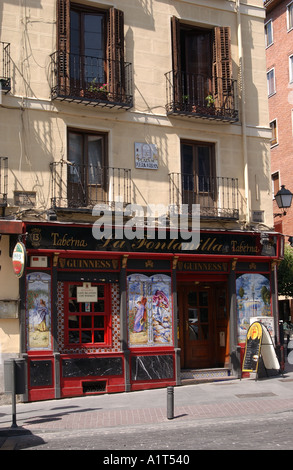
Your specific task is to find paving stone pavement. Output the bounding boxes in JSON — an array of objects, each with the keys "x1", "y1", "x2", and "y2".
[
  {"x1": 0, "y1": 368, "x2": 293, "y2": 437},
  {"x1": 0, "y1": 365, "x2": 293, "y2": 443}
]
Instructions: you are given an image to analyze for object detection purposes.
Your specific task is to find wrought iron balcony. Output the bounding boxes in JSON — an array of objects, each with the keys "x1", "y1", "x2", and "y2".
[
  {"x1": 50, "y1": 161, "x2": 132, "y2": 210},
  {"x1": 169, "y1": 173, "x2": 239, "y2": 220},
  {"x1": 0, "y1": 42, "x2": 11, "y2": 93},
  {"x1": 50, "y1": 52, "x2": 133, "y2": 109},
  {"x1": 165, "y1": 71, "x2": 238, "y2": 122},
  {"x1": 0, "y1": 157, "x2": 8, "y2": 207}
]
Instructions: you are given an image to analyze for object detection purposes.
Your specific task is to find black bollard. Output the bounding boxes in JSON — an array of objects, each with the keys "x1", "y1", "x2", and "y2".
[
  {"x1": 167, "y1": 386, "x2": 174, "y2": 420},
  {"x1": 11, "y1": 359, "x2": 18, "y2": 428}
]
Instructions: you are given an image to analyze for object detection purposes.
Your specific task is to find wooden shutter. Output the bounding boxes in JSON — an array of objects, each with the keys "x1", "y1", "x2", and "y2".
[
  {"x1": 107, "y1": 8, "x2": 125, "y2": 101},
  {"x1": 212, "y1": 27, "x2": 232, "y2": 110},
  {"x1": 171, "y1": 16, "x2": 182, "y2": 108},
  {"x1": 57, "y1": 0, "x2": 70, "y2": 95}
]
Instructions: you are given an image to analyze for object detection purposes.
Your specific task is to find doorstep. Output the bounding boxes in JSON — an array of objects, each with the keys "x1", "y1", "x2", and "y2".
[{"x1": 180, "y1": 368, "x2": 238, "y2": 385}]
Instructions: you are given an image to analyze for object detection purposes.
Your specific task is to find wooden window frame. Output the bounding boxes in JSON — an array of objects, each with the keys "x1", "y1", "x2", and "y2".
[
  {"x1": 171, "y1": 17, "x2": 233, "y2": 110},
  {"x1": 181, "y1": 140, "x2": 216, "y2": 179},
  {"x1": 272, "y1": 171, "x2": 280, "y2": 199},
  {"x1": 57, "y1": 0, "x2": 125, "y2": 99},
  {"x1": 180, "y1": 140, "x2": 216, "y2": 200},
  {"x1": 67, "y1": 128, "x2": 108, "y2": 206},
  {"x1": 64, "y1": 282, "x2": 112, "y2": 348}
]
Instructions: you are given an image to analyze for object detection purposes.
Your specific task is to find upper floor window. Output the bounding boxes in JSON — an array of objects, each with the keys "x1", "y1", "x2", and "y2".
[
  {"x1": 287, "y1": 2, "x2": 293, "y2": 31},
  {"x1": 272, "y1": 171, "x2": 280, "y2": 199},
  {"x1": 267, "y1": 68, "x2": 275, "y2": 96},
  {"x1": 289, "y1": 55, "x2": 293, "y2": 83},
  {"x1": 265, "y1": 20, "x2": 273, "y2": 47},
  {"x1": 67, "y1": 129, "x2": 107, "y2": 207},
  {"x1": 171, "y1": 18, "x2": 233, "y2": 112},
  {"x1": 57, "y1": 0, "x2": 125, "y2": 101},
  {"x1": 181, "y1": 140, "x2": 216, "y2": 207},
  {"x1": 270, "y1": 119, "x2": 278, "y2": 147}
]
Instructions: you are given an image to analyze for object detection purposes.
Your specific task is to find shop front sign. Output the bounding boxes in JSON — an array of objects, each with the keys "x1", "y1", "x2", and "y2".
[
  {"x1": 26, "y1": 224, "x2": 270, "y2": 257},
  {"x1": 12, "y1": 241, "x2": 26, "y2": 278}
]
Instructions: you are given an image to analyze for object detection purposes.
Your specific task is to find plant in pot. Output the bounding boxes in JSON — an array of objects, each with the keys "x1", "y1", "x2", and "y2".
[
  {"x1": 205, "y1": 93, "x2": 216, "y2": 114},
  {"x1": 86, "y1": 79, "x2": 109, "y2": 100}
]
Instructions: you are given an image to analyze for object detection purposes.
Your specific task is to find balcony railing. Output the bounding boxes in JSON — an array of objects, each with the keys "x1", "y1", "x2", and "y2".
[
  {"x1": 50, "y1": 161, "x2": 132, "y2": 210},
  {"x1": 0, "y1": 42, "x2": 11, "y2": 93},
  {"x1": 50, "y1": 52, "x2": 133, "y2": 109},
  {"x1": 0, "y1": 157, "x2": 8, "y2": 207},
  {"x1": 165, "y1": 71, "x2": 238, "y2": 122},
  {"x1": 169, "y1": 173, "x2": 239, "y2": 220}
]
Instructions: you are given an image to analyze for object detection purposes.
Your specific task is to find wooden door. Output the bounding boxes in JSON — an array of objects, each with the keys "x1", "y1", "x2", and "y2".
[
  {"x1": 178, "y1": 282, "x2": 229, "y2": 369},
  {"x1": 178, "y1": 284, "x2": 214, "y2": 369}
]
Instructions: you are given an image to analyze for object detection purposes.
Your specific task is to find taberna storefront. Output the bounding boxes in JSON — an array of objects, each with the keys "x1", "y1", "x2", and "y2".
[{"x1": 17, "y1": 221, "x2": 283, "y2": 402}]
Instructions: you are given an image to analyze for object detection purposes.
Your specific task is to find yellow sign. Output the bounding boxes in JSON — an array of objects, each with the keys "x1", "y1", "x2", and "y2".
[{"x1": 242, "y1": 322, "x2": 263, "y2": 373}]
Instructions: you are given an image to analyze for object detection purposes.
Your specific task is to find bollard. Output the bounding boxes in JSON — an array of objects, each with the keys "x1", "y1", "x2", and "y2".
[
  {"x1": 167, "y1": 386, "x2": 174, "y2": 420},
  {"x1": 11, "y1": 360, "x2": 18, "y2": 428}
]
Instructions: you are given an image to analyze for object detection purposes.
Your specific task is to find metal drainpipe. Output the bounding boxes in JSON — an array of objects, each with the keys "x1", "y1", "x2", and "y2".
[{"x1": 236, "y1": 0, "x2": 250, "y2": 224}]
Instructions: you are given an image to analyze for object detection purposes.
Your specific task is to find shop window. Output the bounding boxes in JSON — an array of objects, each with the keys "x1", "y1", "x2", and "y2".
[
  {"x1": 26, "y1": 272, "x2": 52, "y2": 351},
  {"x1": 127, "y1": 274, "x2": 173, "y2": 347},
  {"x1": 64, "y1": 283, "x2": 111, "y2": 347}
]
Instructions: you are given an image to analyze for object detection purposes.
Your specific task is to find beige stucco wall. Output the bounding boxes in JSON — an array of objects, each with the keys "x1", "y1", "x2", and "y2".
[
  {"x1": 0, "y1": 0, "x2": 273, "y2": 227},
  {"x1": 0, "y1": 0, "x2": 274, "y2": 396},
  {"x1": 0, "y1": 236, "x2": 19, "y2": 356}
]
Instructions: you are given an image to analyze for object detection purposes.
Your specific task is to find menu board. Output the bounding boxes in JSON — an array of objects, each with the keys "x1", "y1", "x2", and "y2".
[{"x1": 242, "y1": 322, "x2": 263, "y2": 372}]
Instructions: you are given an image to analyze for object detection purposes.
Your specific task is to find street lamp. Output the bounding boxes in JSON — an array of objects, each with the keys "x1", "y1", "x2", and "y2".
[{"x1": 274, "y1": 185, "x2": 293, "y2": 217}]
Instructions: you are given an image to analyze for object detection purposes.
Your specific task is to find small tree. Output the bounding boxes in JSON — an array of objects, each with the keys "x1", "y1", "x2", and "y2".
[{"x1": 277, "y1": 245, "x2": 293, "y2": 297}]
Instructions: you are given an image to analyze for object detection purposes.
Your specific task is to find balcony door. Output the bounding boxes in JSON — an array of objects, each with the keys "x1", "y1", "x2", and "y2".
[
  {"x1": 70, "y1": 7, "x2": 106, "y2": 95},
  {"x1": 181, "y1": 28, "x2": 212, "y2": 106},
  {"x1": 171, "y1": 17, "x2": 232, "y2": 111},
  {"x1": 67, "y1": 130, "x2": 107, "y2": 207},
  {"x1": 57, "y1": 1, "x2": 125, "y2": 100},
  {"x1": 181, "y1": 140, "x2": 216, "y2": 214}
]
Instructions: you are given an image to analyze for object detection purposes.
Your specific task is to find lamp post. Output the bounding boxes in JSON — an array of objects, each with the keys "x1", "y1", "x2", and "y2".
[{"x1": 274, "y1": 185, "x2": 293, "y2": 217}]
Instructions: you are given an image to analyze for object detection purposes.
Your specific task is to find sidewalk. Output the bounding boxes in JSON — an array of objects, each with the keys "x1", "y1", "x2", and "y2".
[{"x1": 1, "y1": 364, "x2": 293, "y2": 438}]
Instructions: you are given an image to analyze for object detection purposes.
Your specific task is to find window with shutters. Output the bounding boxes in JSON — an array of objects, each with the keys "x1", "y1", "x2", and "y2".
[
  {"x1": 165, "y1": 18, "x2": 238, "y2": 122},
  {"x1": 50, "y1": 1, "x2": 133, "y2": 109}
]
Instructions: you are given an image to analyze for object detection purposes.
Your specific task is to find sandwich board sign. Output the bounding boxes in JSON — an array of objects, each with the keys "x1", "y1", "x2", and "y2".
[{"x1": 242, "y1": 321, "x2": 280, "y2": 377}]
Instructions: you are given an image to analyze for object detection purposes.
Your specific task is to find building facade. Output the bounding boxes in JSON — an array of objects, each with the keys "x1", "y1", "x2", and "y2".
[
  {"x1": 265, "y1": 0, "x2": 293, "y2": 323},
  {"x1": 0, "y1": 0, "x2": 280, "y2": 402}
]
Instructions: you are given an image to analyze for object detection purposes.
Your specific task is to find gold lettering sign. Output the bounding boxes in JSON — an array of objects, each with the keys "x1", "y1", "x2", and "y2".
[
  {"x1": 177, "y1": 262, "x2": 228, "y2": 272},
  {"x1": 58, "y1": 258, "x2": 118, "y2": 270},
  {"x1": 51, "y1": 232, "x2": 88, "y2": 248}
]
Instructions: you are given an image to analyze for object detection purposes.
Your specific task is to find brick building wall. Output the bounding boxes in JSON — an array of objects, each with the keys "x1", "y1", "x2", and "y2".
[{"x1": 266, "y1": 0, "x2": 293, "y2": 237}]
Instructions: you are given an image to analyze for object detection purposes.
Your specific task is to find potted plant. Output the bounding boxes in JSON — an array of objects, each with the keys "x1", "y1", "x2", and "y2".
[{"x1": 86, "y1": 79, "x2": 109, "y2": 100}]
